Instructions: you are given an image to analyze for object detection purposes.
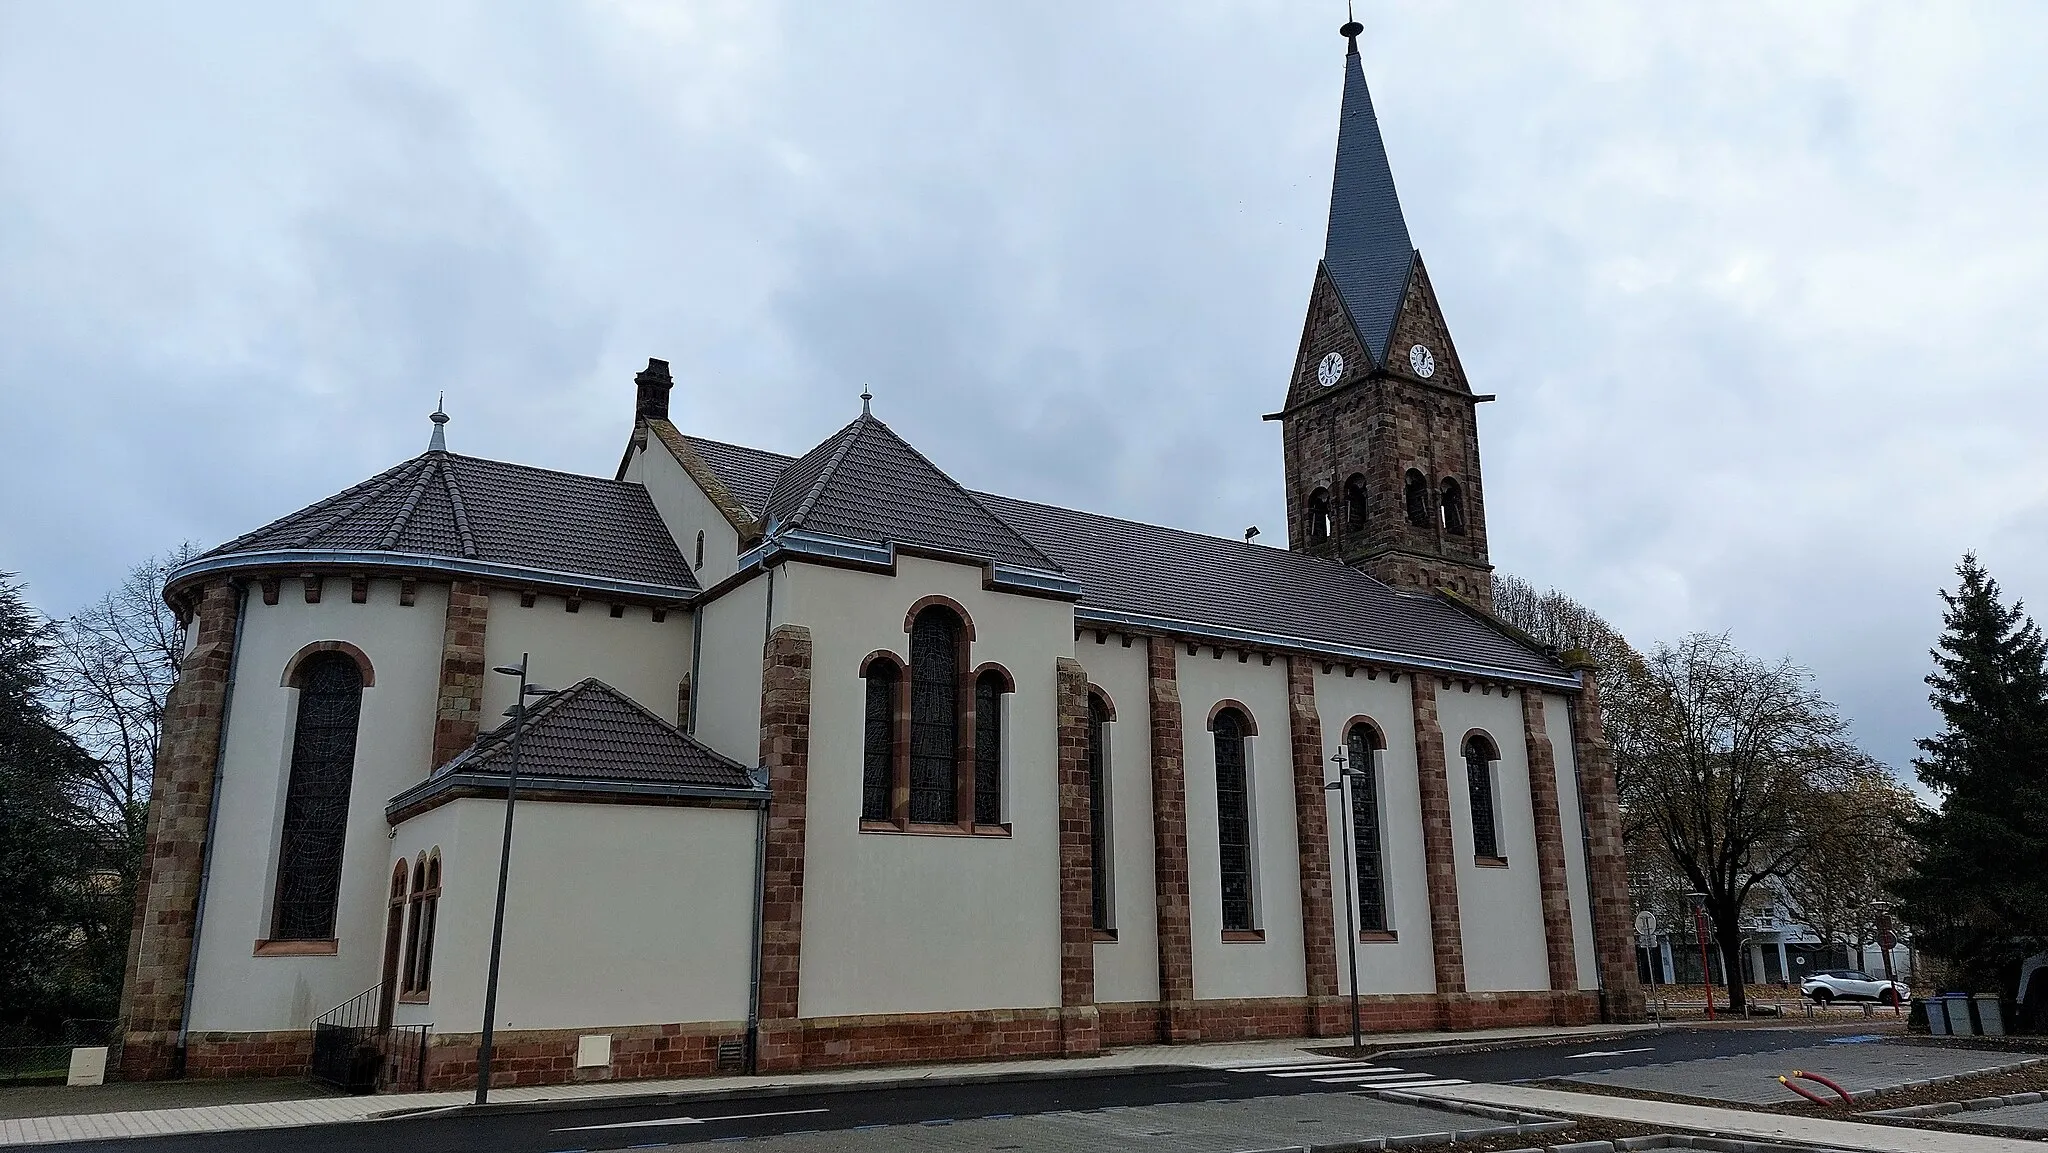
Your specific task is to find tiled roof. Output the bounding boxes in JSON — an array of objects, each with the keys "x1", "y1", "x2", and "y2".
[
  {"x1": 1322, "y1": 41, "x2": 1417, "y2": 368},
  {"x1": 756, "y1": 414, "x2": 1059, "y2": 572},
  {"x1": 195, "y1": 451, "x2": 697, "y2": 594},
  {"x1": 681, "y1": 434, "x2": 1564, "y2": 682},
  {"x1": 439, "y1": 678, "x2": 754, "y2": 790}
]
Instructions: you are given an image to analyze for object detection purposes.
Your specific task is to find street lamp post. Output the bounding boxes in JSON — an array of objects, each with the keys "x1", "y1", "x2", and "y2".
[
  {"x1": 474, "y1": 654, "x2": 553, "y2": 1106},
  {"x1": 1325, "y1": 745, "x2": 1363, "y2": 1051}
]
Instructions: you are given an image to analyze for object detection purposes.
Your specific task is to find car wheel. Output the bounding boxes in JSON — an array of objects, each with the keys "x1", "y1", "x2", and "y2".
[
  {"x1": 1811, "y1": 989, "x2": 1834, "y2": 1005},
  {"x1": 1880, "y1": 988, "x2": 1901, "y2": 1007}
]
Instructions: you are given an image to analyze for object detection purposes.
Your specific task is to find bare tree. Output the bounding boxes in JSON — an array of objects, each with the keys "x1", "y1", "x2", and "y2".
[
  {"x1": 1491, "y1": 572, "x2": 1644, "y2": 682},
  {"x1": 1605, "y1": 632, "x2": 1878, "y2": 1013},
  {"x1": 46, "y1": 545, "x2": 194, "y2": 884},
  {"x1": 1778, "y1": 770, "x2": 1922, "y2": 971}
]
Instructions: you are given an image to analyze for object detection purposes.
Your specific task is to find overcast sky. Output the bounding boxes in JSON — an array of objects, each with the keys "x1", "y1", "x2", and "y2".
[{"x1": 4, "y1": 1, "x2": 2044, "y2": 781}]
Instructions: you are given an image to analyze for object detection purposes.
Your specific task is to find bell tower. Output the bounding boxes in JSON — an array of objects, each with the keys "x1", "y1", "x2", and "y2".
[{"x1": 1265, "y1": 18, "x2": 1493, "y2": 604}]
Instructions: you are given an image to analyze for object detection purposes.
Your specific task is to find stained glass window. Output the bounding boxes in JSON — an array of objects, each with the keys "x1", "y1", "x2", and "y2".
[
  {"x1": 1347, "y1": 724, "x2": 1387, "y2": 933},
  {"x1": 1213, "y1": 709, "x2": 1255, "y2": 932},
  {"x1": 415, "y1": 853, "x2": 440, "y2": 993},
  {"x1": 974, "y1": 671, "x2": 1004, "y2": 826},
  {"x1": 909, "y1": 608, "x2": 960, "y2": 823},
  {"x1": 1466, "y1": 735, "x2": 1500, "y2": 859},
  {"x1": 862, "y1": 663, "x2": 898, "y2": 821},
  {"x1": 1088, "y1": 694, "x2": 1113, "y2": 931},
  {"x1": 272, "y1": 652, "x2": 364, "y2": 941}
]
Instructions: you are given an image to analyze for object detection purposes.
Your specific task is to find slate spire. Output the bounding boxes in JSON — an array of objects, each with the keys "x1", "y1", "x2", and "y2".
[{"x1": 1322, "y1": 16, "x2": 1417, "y2": 368}]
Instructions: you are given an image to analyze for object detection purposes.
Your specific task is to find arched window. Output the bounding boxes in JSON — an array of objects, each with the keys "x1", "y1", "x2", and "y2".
[
  {"x1": 1212, "y1": 707, "x2": 1256, "y2": 933},
  {"x1": 1403, "y1": 470, "x2": 1431, "y2": 528},
  {"x1": 379, "y1": 863, "x2": 407, "y2": 1026},
  {"x1": 1464, "y1": 734, "x2": 1502, "y2": 860},
  {"x1": 1343, "y1": 474, "x2": 1369, "y2": 533},
  {"x1": 1440, "y1": 477, "x2": 1467, "y2": 536},
  {"x1": 1305, "y1": 489, "x2": 1332, "y2": 545},
  {"x1": 402, "y1": 856, "x2": 426, "y2": 994},
  {"x1": 908, "y1": 606, "x2": 963, "y2": 824},
  {"x1": 694, "y1": 530, "x2": 705, "y2": 569},
  {"x1": 973, "y1": 669, "x2": 1006, "y2": 826},
  {"x1": 1088, "y1": 692, "x2": 1114, "y2": 932},
  {"x1": 1346, "y1": 723, "x2": 1388, "y2": 933},
  {"x1": 271, "y1": 651, "x2": 364, "y2": 941},
  {"x1": 861, "y1": 660, "x2": 900, "y2": 822},
  {"x1": 413, "y1": 852, "x2": 441, "y2": 995}
]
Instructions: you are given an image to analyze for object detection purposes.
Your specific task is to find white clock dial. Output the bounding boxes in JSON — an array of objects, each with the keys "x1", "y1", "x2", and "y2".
[
  {"x1": 1409, "y1": 344, "x2": 1436, "y2": 378},
  {"x1": 1317, "y1": 351, "x2": 1345, "y2": 388}
]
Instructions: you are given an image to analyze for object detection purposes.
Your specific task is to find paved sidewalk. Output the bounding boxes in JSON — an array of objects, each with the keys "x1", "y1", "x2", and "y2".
[
  {"x1": 0, "y1": 1022, "x2": 1650, "y2": 1146},
  {"x1": 1406, "y1": 1082, "x2": 2046, "y2": 1153}
]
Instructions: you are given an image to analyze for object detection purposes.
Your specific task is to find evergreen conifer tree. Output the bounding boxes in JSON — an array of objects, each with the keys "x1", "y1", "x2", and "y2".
[{"x1": 1891, "y1": 554, "x2": 2048, "y2": 993}]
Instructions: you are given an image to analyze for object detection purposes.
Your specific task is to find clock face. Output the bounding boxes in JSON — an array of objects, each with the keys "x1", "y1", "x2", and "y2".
[
  {"x1": 1317, "y1": 351, "x2": 1345, "y2": 388},
  {"x1": 1409, "y1": 344, "x2": 1436, "y2": 378}
]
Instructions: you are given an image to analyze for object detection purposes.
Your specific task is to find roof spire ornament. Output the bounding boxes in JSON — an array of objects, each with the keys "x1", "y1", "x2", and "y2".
[
  {"x1": 860, "y1": 385, "x2": 873, "y2": 416},
  {"x1": 1342, "y1": 1, "x2": 1361, "y2": 54},
  {"x1": 428, "y1": 393, "x2": 449, "y2": 453}
]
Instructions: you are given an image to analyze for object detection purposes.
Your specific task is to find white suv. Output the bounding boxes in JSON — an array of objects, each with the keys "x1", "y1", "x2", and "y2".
[{"x1": 1800, "y1": 969, "x2": 1909, "y2": 1005}]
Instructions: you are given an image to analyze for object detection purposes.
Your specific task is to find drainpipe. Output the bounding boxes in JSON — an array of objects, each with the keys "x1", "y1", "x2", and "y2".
[{"x1": 176, "y1": 578, "x2": 250, "y2": 1071}]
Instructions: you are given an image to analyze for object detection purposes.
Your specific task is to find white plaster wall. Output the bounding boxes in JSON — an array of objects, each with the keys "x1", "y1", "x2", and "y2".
[
  {"x1": 1546, "y1": 692, "x2": 1602, "y2": 991},
  {"x1": 1435, "y1": 684, "x2": 1549, "y2": 993},
  {"x1": 776, "y1": 556, "x2": 1072, "y2": 1017},
  {"x1": 188, "y1": 578, "x2": 447, "y2": 1033},
  {"x1": 1175, "y1": 649, "x2": 1303, "y2": 1001},
  {"x1": 622, "y1": 436, "x2": 742, "y2": 588},
  {"x1": 391, "y1": 799, "x2": 756, "y2": 1032},
  {"x1": 692, "y1": 575, "x2": 767, "y2": 764},
  {"x1": 481, "y1": 592, "x2": 692, "y2": 726},
  {"x1": 1073, "y1": 633, "x2": 1157, "y2": 1004},
  {"x1": 1311, "y1": 668, "x2": 1436, "y2": 995}
]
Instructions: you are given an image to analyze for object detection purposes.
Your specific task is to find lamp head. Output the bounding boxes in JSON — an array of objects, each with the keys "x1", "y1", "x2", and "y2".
[{"x1": 493, "y1": 664, "x2": 525, "y2": 677}]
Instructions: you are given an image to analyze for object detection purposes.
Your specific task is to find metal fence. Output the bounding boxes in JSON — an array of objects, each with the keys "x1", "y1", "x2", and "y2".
[
  {"x1": 307, "y1": 987, "x2": 427, "y2": 1094},
  {"x1": 0, "y1": 1019, "x2": 117, "y2": 1086}
]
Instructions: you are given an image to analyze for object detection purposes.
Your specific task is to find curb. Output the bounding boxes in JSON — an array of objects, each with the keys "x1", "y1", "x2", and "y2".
[
  {"x1": 369, "y1": 1060, "x2": 1195, "y2": 1121},
  {"x1": 1864, "y1": 1086, "x2": 2047, "y2": 1118}
]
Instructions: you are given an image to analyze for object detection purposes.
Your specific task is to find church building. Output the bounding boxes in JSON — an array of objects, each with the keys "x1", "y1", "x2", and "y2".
[{"x1": 118, "y1": 22, "x2": 1643, "y2": 1088}]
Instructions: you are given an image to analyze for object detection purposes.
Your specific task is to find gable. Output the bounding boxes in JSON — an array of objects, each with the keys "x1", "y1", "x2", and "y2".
[
  {"x1": 1284, "y1": 262, "x2": 1379, "y2": 412},
  {"x1": 1383, "y1": 255, "x2": 1472, "y2": 394}
]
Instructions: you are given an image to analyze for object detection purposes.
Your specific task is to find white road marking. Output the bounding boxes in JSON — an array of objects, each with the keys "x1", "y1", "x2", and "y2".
[
  {"x1": 1358, "y1": 1077, "x2": 1468, "y2": 1089},
  {"x1": 1565, "y1": 1047, "x2": 1655, "y2": 1059},
  {"x1": 1263, "y1": 1063, "x2": 1388, "y2": 1078},
  {"x1": 1226, "y1": 1060, "x2": 1361, "y2": 1073},
  {"x1": 553, "y1": 1107, "x2": 829, "y2": 1132},
  {"x1": 1309, "y1": 1071, "x2": 1438, "y2": 1085}
]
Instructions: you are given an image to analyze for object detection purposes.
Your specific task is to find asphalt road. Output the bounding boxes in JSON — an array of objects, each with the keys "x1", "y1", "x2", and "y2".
[
  {"x1": 1388, "y1": 1021, "x2": 1898, "y2": 1085},
  {"x1": 33, "y1": 1023, "x2": 1874, "y2": 1153}
]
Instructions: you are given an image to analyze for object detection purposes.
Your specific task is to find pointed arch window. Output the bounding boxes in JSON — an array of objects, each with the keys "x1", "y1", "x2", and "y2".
[
  {"x1": 1464, "y1": 733, "x2": 1502, "y2": 861},
  {"x1": 1212, "y1": 707, "x2": 1257, "y2": 933},
  {"x1": 1305, "y1": 488, "x2": 1332, "y2": 545},
  {"x1": 1088, "y1": 692, "x2": 1114, "y2": 932},
  {"x1": 861, "y1": 659, "x2": 901, "y2": 822},
  {"x1": 401, "y1": 855, "x2": 426, "y2": 994},
  {"x1": 1343, "y1": 474, "x2": 1369, "y2": 533},
  {"x1": 379, "y1": 863, "x2": 407, "y2": 1026},
  {"x1": 1440, "y1": 477, "x2": 1467, "y2": 536},
  {"x1": 271, "y1": 651, "x2": 364, "y2": 941},
  {"x1": 1403, "y1": 470, "x2": 1431, "y2": 528},
  {"x1": 908, "y1": 606, "x2": 963, "y2": 824},
  {"x1": 1346, "y1": 722, "x2": 1389, "y2": 933},
  {"x1": 413, "y1": 852, "x2": 441, "y2": 995}
]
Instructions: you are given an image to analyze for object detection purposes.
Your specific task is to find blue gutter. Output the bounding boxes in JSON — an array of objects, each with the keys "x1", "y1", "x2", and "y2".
[{"x1": 167, "y1": 549, "x2": 699, "y2": 605}]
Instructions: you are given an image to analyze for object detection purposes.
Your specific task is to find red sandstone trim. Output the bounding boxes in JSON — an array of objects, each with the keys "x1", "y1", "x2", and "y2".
[
  {"x1": 1567, "y1": 670, "x2": 1647, "y2": 1020},
  {"x1": 1053, "y1": 658, "x2": 1100, "y2": 1055},
  {"x1": 430, "y1": 581, "x2": 489, "y2": 771},
  {"x1": 902, "y1": 595, "x2": 976, "y2": 640},
  {"x1": 1147, "y1": 636, "x2": 1197, "y2": 1042},
  {"x1": 756, "y1": 625, "x2": 814, "y2": 1070},
  {"x1": 1409, "y1": 672, "x2": 1467, "y2": 997},
  {"x1": 1203, "y1": 699, "x2": 1259, "y2": 734},
  {"x1": 280, "y1": 640, "x2": 376, "y2": 688},
  {"x1": 1087, "y1": 684, "x2": 1117, "y2": 720},
  {"x1": 971, "y1": 662, "x2": 1016, "y2": 693},
  {"x1": 1520, "y1": 688, "x2": 1581, "y2": 993},
  {"x1": 252, "y1": 938, "x2": 337, "y2": 957},
  {"x1": 1285, "y1": 656, "x2": 1338, "y2": 1022}
]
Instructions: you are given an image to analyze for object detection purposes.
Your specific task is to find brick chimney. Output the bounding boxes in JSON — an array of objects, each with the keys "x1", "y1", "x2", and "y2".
[{"x1": 635, "y1": 358, "x2": 673, "y2": 421}]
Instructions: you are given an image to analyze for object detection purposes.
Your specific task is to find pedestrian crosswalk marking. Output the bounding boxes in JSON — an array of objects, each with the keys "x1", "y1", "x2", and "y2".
[{"x1": 1227, "y1": 1058, "x2": 1469, "y2": 1091}]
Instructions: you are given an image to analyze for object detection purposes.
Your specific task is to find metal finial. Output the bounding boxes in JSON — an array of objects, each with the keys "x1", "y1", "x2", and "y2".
[
  {"x1": 860, "y1": 385, "x2": 873, "y2": 416},
  {"x1": 1341, "y1": 0, "x2": 1362, "y2": 51},
  {"x1": 428, "y1": 393, "x2": 449, "y2": 452}
]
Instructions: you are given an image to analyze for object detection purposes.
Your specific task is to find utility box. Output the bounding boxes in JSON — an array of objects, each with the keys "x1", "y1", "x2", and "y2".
[{"x1": 1975, "y1": 994, "x2": 2007, "y2": 1036}]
